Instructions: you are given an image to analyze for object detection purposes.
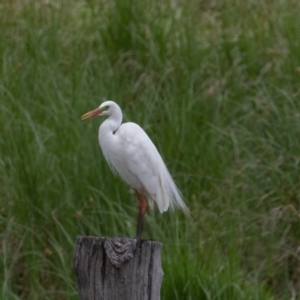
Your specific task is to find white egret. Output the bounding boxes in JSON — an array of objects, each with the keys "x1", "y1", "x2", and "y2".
[{"x1": 81, "y1": 101, "x2": 189, "y2": 241}]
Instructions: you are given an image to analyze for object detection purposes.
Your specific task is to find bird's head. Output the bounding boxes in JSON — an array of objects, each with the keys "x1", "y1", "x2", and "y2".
[{"x1": 81, "y1": 101, "x2": 117, "y2": 120}]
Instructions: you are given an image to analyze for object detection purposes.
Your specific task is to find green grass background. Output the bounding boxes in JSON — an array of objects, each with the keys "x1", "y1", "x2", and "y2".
[{"x1": 1, "y1": 0, "x2": 300, "y2": 299}]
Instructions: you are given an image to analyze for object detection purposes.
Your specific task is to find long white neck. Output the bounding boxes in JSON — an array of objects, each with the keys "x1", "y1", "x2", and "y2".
[
  {"x1": 100, "y1": 114, "x2": 122, "y2": 134},
  {"x1": 98, "y1": 103, "x2": 123, "y2": 166},
  {"x1": 98, "y1": 102, "x2": 123, "y2": 151},
  {"x1": 98, "y1": 102, "x2": 123, "y2": 140}
]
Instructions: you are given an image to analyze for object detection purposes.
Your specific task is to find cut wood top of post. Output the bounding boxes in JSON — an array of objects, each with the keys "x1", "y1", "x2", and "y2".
[{"x1": 75, "y1": 236, "x2": 162, "y2": 268}]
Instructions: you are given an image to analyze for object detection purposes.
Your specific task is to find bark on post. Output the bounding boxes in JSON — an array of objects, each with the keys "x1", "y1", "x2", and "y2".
[{"x1": 73, "y1": 236, "x2": 163, "y2": 300}]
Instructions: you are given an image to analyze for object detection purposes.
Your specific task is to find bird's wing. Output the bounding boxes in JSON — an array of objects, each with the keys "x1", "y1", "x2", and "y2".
[
  {"x1": 116, "y1": 122, "x2": 188, "y2": 215},
  {"x1": 118, "y1": 122, "x2": 160, "y2": 196}
]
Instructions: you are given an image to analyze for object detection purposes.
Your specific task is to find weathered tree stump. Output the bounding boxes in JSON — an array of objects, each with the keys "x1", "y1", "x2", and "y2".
[{"x1": 73, "y1": 236, "x2": 163, "y2": 300}]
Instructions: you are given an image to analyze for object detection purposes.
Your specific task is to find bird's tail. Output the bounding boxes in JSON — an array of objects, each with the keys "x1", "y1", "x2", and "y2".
[{"x1": 159, "y1": 166, "x2": 190, "y2": 217}]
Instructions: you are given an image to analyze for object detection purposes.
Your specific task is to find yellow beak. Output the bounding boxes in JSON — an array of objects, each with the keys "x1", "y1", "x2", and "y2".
[{"x1": 81, "y1": 108, "x2": 102, "y2": 120}]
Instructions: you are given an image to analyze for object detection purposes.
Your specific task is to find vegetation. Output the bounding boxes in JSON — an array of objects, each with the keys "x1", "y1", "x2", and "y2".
[{"x1": 1, "y1": 0, "x2": 300, "y2": 299}]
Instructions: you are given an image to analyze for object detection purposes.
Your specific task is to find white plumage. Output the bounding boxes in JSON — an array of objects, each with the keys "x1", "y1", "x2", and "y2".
[{"x1": 82, "y1": 100, "x2": 189, "y2": 239}]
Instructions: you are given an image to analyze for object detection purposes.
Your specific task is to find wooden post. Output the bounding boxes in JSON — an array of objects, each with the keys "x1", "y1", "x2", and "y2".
[{"x1": 73, "y1": 236, "x2": 163, "y2": 300}]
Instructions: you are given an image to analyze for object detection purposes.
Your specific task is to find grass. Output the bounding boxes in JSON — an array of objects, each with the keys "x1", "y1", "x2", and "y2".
[{"x1": 1, "y1": 0, "x2": 300, "y2": 299}]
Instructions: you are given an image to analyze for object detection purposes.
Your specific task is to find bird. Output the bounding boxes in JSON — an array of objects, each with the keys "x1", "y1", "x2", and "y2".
[{"x1": 81, "y1": 100, "x2": 189, "y2": 241}]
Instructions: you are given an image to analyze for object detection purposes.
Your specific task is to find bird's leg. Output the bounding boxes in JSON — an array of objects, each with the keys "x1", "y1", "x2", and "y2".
[{"x1": 135, "y1": 190, "x2": 147, "y2": 246}]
